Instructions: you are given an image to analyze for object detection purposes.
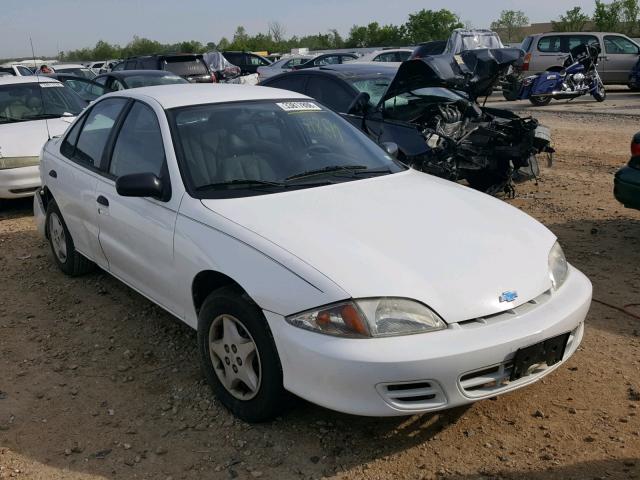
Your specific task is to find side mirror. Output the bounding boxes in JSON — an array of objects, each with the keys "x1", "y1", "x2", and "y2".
[
  {"x1": 381, "y1": 142, "x2": 399, "y2": 158},
  {"x1": 116, "y1": 172, "x2": 165, "y2": 199},
  {"x1": 347, "y1": 91, "x2": 371, "y2": 115}
]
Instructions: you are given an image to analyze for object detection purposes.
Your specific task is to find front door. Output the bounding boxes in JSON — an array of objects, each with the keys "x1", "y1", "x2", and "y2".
[
  {"x1": 95, "y1": 100, "x2": 180, "y2": 314},
  {"x1": 602, "y1": 35, "x2": 640, "y2": 84}
]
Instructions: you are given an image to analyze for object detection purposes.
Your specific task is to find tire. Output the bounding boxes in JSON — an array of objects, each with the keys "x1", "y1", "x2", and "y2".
[
  {"x1": 197, "y1": 286, "x2": 288, "y2": 422},
  {"x1": 45, "y1": 200, "x2": 94, "y2": 276},
  {"x1": 593, "y1": 84, "x2": 606, "y2": 102},
  {"x1": 529, "y1": 96, "x2": 552, "y2": 107}
]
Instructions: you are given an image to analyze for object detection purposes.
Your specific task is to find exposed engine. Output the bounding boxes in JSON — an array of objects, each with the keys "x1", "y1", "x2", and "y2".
[{"x1": 408, "y1": 99, "x2": 553, "y2": 196}]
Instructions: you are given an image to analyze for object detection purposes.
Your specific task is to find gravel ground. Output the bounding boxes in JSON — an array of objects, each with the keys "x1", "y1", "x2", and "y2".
[{"x1": 1, "y1": 111, "x2": 639, "y2": 480}]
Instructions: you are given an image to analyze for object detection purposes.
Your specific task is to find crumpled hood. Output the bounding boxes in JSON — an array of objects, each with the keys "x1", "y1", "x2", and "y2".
[
  {"x1": 0, "y1": 117, "x2": 73, "y2": 157},
  {"x1": 202, "y1": 170, "x2": 557, "y2": 323},
  {"x1": 381, "y1": 48, "x2": 523, "y2": 102}
]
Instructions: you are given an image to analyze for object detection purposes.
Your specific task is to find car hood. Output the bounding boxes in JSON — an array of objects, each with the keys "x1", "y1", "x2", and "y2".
[
  {"x1": 380, "y1": 48, "x2": 523, "y2": 103},
  {"x1": 0, "y1": 117, "x2": 74, "y2": 157},
  {"x1": 201, "y1": 170, "x2": 556, "y2": 323}
]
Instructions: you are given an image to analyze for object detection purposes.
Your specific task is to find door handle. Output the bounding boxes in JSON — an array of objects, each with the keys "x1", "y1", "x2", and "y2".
[
  {"x1": 48, "y1": 169, "x2": 57, "y2": 178},
  {"x1": 96, "y1": 195, "x2": 109, "y2": 207}
]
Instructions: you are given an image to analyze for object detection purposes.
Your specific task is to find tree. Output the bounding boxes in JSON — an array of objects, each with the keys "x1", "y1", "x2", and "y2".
[
  {"x1": 552, "y1": 6, "x2": 590, "y2": 32},
  {"x1": 594, "y1": 0, "x2": 623, "y2": 32},
  {"x1": 93, "y1": 40, "x2": 119, "y2": 60},
  {"x1": 620, "y1": 0, "x2": 640, "y2": 35},
  {"x1": 268, "y1": 21, "x2": 286, "y2": 44},
  {"x1": 217, "y1": 37, "x2": 230, "y2": 51},
  {"x1": 404, "y1": 9, "x2": 464, "y2": 44},
  {"x1": 232, "y1": 26, "x2": 249, "y2": 50},
  {"x1": 490, "y1": 10, "x2": 529, "y2": 42}
]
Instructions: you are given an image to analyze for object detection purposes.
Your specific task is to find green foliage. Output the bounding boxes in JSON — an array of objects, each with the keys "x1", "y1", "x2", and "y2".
[
  {"x1": 620, "y1": 0, "x2": 640, "y2": 34},
  {"x1": 490, "y1": 10, "x2": 529, "y2": 42},
  {"x1": 594, "y1": 0, "x2": 623, "y2": 31},
  {"x1": 405, "y1": 9, "x2": 464, "y2": 44},
  {"x1": 552, "y1": 6, "x2": 590, "y2": 32}
]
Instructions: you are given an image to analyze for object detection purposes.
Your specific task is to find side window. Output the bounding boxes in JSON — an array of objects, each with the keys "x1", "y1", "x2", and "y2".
[
  {"x1": 94, "y1": 76, "x2": 107, "y2": 85},
  {"x1": 306, "y1": 77, "x2": 353, "y2": 112},
  {"x1": 537, "y1": 36, "x2": 562, "y2": 53},
  {"x1": 124, "y1": 60, "x2": 137, "y2": 69},
  {"x1": 60, "y1": 115, "x2": 86, "y2": 158},
  {"x1": 374, "y1": 52, "x2": 397, "y2": 62},
  {"x1": 397, "y1": 51, "x2": 411, "y2": 61},
  {"x1": 521, "y1": 36, "x2": 534, "y2": 53},
  {"x1": 110, "y1": 79, "x2": 126, "y2": 91},
  {"x1": 315, "y1": 55, "x2": 340, "y2": 66},
  {"x1": 265, "y1": 75, "x2": 307, "y2": 94},
  {"x1": 17, "y1": 66, "x2": 32, "y2": 76},
  {"x1": 568, "y1": 35, "x2": 599, "y2": 51},
  {"x1": 112, "y1": 62, "x2": 125, "y2": 71},
  {"x1": 73, "y1": 98, "x2": 128, "y2": 168},
  {"x1": 109, "y1": 102, "x2": 165, "y2": 178},
  {"x1": 604, "y1": 35, "x2": 639, "y2": 54}
]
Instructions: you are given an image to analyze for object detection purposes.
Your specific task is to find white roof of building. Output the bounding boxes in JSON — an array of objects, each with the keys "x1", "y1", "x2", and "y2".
[{"x1": 112, "y1": 84, "x2": 309, "y2": 110}]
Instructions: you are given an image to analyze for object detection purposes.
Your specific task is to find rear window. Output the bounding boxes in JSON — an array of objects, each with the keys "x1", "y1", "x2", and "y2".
[
  {"x1": 163, "y1": 57, "x2": 208, "y2": 76},
  {"x1": 521, "y1": 36, "x2": 534, "y2": 53},
  {"x1": 537, "y1": 35, "x2": 598, "y2": 53}
]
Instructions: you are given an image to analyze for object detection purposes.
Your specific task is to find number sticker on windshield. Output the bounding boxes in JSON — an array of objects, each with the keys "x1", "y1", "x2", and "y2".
[{"x1": 276, "y1": 102, "x2": 322, "y2": 112}]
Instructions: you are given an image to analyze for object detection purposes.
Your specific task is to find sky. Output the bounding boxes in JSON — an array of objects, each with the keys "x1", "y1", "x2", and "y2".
[{"x1": 0, "y1": 0, "x2": 598, "y2": 58}]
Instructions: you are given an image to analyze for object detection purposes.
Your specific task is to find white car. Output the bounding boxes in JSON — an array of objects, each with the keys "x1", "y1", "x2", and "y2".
[
  {"x1": 87, "y1": 61, "x2": 106, "y2": 75},
  {"x1": 354, "y1": 49, "x2": 414, "y2": 63},
  {"x1": 257, "y1": 55, "x2": 313, "y2": 81},
  {"x1": 0, "y1": 76, "x2": 83, "y2": 199},
  {"x1": 0, "y1": 64, "x2": 34, "y2": 76},
  {"x1": 34, "y1": 84, "x2": 592, "y2": 422},
  {"x1": 51, "y1": 64, "x2": 96, "y2": 80}
]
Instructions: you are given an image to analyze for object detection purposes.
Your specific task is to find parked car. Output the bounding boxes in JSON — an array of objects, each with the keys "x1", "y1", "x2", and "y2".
[
  {"x1": 94, "y1": 70, "x2": 188, "y2": 91},
  {"x1": 292, "y1": 53, "x2": 358, "y2": 70},
  {"x1": 87, "y1": 61, "x2": 106, "y2": 75},
  {"x1": 257, "y1": 55, "x2": 313, "y2": 81},
  {"x1": 99, "y1": 59, "x2": 122, "y2": 74},
  {"x1": 614, "y1": 132, "x2": 640, "y2": 210},
  {"x1": 0, "y1": 76, "x2": 85, "y2": 200},
  {"x1": 354, "y1": 49, "x2": 414, "y2": 63},
  {"x1": 116, "y1": 54, "x2": 215, "y2": 83},
  {"x1": 34, "y1": 84, "x2": 591, "y2": 421},
  {"x1": 261, "y1": 55, "x2": 552, "y2": 195},
  {"x1": 0, "y1": 64, "x2": 34, "y2": 76},
  {"x1": 410, "y1": 41, "x2": 447, "y2": 59},
  {"x1": 222, "y1": 51, "x2": 272, "y2": 75},
  {"x1": 52, "y1": 64, "x2": 97, "y2": 79},
  {"x1": 44, "y1": 73, "x2": 111, "y2": 102},
  {"x1": 519, "y1": 32, "x2": 640, "y2": 85}
]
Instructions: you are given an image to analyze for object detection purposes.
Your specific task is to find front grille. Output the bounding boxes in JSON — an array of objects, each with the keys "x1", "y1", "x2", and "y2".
[
  {"x1": 376, "y1": 380, "x2": 447, "y2": 410},
  {"x1": 456, "y1": 290, "x2": 552, "y2": 329},
  {"x1": 458, "y1": 323, "x2": 583, "y2": 398}
]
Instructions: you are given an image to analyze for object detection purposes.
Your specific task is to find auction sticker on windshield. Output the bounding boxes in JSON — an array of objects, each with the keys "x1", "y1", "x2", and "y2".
[
  {"x1": 276, "y1": 102, "x2": 322, "y2": 112},
  {"x1": 39, "y1": 83, "x2": 64, "y2": 88}
]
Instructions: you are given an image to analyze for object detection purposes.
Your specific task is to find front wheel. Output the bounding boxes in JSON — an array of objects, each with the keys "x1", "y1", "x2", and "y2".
[
  {"x1": 197, "y1": 287, "x2": 289, "y2": 422},
  {"x1": 529, "y1": 96, "x2": 552, "y2": 107},
  {"x1": 593, "y1": 83, "x2": 606, "y2": 102}
]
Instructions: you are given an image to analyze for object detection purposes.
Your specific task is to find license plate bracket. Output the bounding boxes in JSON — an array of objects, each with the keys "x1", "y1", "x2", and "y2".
[{"x1": 510, "y1": 333, "x2": 570, "y2": 381}]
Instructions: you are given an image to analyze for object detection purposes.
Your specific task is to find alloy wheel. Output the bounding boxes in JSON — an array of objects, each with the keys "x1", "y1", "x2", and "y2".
[{"x1": 49, "y1": 213, "x2": 67, "y2": 263}]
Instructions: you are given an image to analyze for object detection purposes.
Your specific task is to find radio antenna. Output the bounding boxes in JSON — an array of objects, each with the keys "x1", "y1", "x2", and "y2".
[{"x1": 30, "y1": 37, "x2": 51, "y2": 140}]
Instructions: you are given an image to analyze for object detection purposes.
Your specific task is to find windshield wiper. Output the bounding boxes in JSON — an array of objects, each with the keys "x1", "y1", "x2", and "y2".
[
  {"x1": 285, "y1": 165, "x2": 369, "y2": 181},
  {"x1": 195, "y1": 179, "x2": 287, "y2": 191},
  {"x1": 23, "y1": 113, "x2": 75, "y2": 121}
]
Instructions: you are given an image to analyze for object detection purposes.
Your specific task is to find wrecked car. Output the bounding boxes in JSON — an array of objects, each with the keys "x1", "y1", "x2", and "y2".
[{"x1": 261, "y1": 49, "x2": 554, "y2": 195}]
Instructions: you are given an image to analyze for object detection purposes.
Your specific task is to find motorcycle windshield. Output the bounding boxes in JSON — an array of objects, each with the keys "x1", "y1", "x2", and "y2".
[{"x1": 379, "y1": 48, "x2": 523, "y2": 104}]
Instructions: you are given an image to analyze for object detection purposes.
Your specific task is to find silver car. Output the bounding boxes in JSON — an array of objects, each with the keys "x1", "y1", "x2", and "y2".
[
  {"x1": 257, "y1": 55, "x2": 313, "y2": 81},
  {"x1": 520, "y1": 32, "x2": 640, "y2": 85}
]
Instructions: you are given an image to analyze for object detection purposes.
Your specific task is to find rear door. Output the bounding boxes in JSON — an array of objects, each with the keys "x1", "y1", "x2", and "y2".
[
  {"x1": 602, "y1": 35, "x2": 640, "y2": 84},
  {"x1": 530, "y1": 35, "x2": 566, "y2": 73},
  {"x1": 95, "y1": 100, "x2": 180, "y2": 313},
  {"x1": 51, "y1": 97, "x2": 129, "y2": 266}
]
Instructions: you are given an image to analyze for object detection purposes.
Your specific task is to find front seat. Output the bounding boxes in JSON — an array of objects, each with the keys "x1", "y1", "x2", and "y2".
[{"x1": 215, "y1": 133, "x2": 277, "y2": 182}]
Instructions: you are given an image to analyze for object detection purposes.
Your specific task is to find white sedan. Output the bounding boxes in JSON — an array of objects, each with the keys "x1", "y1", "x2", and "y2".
[
  {"x1": 0, "y1": 76, "x2": 84, "y2": 199},
  {"x1": 34, "y1": 84, "x2": 592, "y2": 422}
]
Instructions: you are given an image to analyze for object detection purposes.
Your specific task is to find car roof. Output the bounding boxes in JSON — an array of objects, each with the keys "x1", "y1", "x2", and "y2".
[
  {"x1": 102, "y1": 83, "x2": 309, "y2": 109},
  {"x1": 54, "y1": 64, "x2": 89, "y2": 69},
  {"x1": 98, "y1": 70, "x2": 183, "y2": 79},
  {"x1": 0, "y1": 75, "x2": 60, "y2": 85},
  {"x1": 313, "y1": 62, "x2": 399, "y2": 79}
]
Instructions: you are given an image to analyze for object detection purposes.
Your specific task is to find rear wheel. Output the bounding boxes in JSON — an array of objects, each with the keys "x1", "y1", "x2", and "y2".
[
  {"x1": 197, "y1": 287, "x2": 288, "y2": 422},
  {"x1": 46, "y1": 200, "x2": 94, "y2": 276},
  {"x1": 529, "y1": 96, "x2": 552, "y2": 107}
]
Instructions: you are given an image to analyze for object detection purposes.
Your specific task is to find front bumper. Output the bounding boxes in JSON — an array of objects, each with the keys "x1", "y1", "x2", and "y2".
[
  {"x1": 265, "y1": 266, "x2": 592, "y2": 416},
  {"x1": 614, "y1": 165, "x2": 640, "y2": 210},
  {"x1": 0, "y1": 166, "x2": 40, "y2": 199}
]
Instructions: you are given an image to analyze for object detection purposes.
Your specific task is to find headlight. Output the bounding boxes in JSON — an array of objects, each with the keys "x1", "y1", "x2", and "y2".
[
  {"x1": 548, "y1": 241, "x2": 568, "y2": 290},
  {"x1": 0, "y1": 156, "x2": 39, "y2": 170},
  {"x1": 286, "y1": 298, "x2": 446, "y2": 338}
]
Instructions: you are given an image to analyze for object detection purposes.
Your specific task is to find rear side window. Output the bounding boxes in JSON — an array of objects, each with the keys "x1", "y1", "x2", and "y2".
[
  {"x1": 223, "y1": 53, "x2": 243, "y2": 65},
  {"x1": 306, "y1": 77, "x2": 353, "y2": 112},
  {"x1": 61, "y1": 116, "x2": 86, "y2": 158},
  {"x1": 315, "y1": 55, "x2": 340, "y2": 66},
  {"x1": 247, "y1": 55, "x2": 269, "y2": 66},
  {"x1": 397, "y1": 51, "x2": 411, "y2": 61},
  {"x1": 164, "y1": 57, "x2": 208, "y2": 76},
  {"x1": 109, "y1": 102, "x2": 165, "y2": 178},
  {"x1": 71, "y1": 98, "x2": 128, "y2": 168},
  {"x1": 374, "y1": 52, "x2": 397, "y2": 62},
  {"x1": 537, "y1": 36, "x2": 562, "y2": 53},
  {"x1": 264, "y1": 75, "x2": 307, "y2": 94}
]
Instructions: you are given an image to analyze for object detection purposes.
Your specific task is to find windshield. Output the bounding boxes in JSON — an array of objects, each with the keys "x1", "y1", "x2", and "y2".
[
  {"x1": 56, "y1": 67, "x2": 96, "y2": 79},
  {"x1": 350, "y1": 76, "x2": 395, "y2": 105},
  {"x1": 382, "y1": 87, "x2": 467, "y2": 121},
  {"x1": 169, "y1": 100, "x2": 404, "y2": 198},
  {"x1": 164, "y1": 57, "x2": 209, "y2": 76},
  {"x1": 124, "y1": 74, "x2": 188, "y2": 88},
  {"x1": 0, "y1": 82, "x2": 86, "y2": 123}
]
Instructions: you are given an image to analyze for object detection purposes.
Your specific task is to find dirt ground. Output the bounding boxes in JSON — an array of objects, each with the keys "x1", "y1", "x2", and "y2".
[{"x1": 1, "y1": 110, "x2": 640, "y2": 480}]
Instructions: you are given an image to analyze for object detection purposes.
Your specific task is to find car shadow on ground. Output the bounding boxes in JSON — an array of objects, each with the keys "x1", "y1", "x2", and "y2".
[{"x1": 0, "y1": 197, "x2": 33, "y2": 220}]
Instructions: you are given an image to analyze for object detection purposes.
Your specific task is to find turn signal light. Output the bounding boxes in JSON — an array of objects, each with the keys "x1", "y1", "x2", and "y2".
[{"x1": 522, "y1": 53, "x2": 532, "y2": 71}]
